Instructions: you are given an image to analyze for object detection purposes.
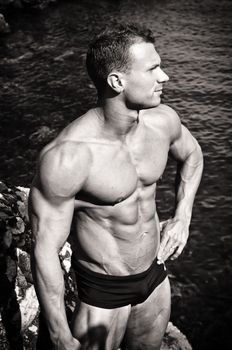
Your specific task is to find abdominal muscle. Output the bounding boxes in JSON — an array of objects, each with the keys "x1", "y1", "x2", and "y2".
[{"x1": 72, "y1": 186, "x2": 160, "y2": 276}]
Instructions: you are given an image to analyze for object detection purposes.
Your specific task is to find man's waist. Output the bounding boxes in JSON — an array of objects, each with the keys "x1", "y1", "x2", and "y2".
[
  {"x1": 71, "y1": 255, "x2": 167, "y2": 309},
  {"x1": 71, "y1": 246, "x2": 159, "y2": 276}
]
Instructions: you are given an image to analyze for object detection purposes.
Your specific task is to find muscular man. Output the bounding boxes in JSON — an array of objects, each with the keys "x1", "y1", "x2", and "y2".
[{"x1": 29, "y1": 25, "x2": 203, "y2": 350}]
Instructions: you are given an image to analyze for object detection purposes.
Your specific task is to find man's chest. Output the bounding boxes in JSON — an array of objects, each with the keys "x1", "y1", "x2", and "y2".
[{"x1": 80, "y1": 131, "x2": 170, "y2": 205}]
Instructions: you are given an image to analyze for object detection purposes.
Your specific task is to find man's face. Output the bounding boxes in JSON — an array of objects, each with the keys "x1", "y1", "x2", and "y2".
[{"x1": 122, "y1": 41, "x2": 169, "y2": 109}]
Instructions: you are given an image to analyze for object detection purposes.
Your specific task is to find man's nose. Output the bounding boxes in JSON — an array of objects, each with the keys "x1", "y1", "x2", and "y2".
[{"x1": 157, "y1": 68, "x2": 169, "y2": 83}]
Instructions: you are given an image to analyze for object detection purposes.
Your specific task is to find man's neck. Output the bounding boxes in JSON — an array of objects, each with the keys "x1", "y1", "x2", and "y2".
[{"x1": 97, "y1": 99, "x2": 140, "y2": 140}]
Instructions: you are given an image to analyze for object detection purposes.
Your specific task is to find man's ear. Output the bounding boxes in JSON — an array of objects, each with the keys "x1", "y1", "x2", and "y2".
[{"x1": 107, "y1": 72, "x2": 124, "y2": 93}]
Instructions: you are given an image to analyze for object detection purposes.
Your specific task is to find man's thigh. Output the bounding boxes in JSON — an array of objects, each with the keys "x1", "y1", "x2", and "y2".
[
  {"x1": 72, "y1": 301, "x2": 131, "y2": 350},
  {"x1": 122, "y1": 277, "x2": 171, "y2": 350}
]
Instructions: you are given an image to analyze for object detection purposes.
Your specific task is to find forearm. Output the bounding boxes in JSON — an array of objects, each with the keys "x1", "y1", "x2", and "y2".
[
  {"x1": 174, "y1": 143, "x2": 203, "y2": 224},
  {"x1": 32, "y1": 244, "x2": 79, "y2": 349}
]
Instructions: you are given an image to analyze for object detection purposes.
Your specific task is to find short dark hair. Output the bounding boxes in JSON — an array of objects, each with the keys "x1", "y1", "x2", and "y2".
[{"x1": 86, "y1": 24, "x2": 155, "y2": 97}]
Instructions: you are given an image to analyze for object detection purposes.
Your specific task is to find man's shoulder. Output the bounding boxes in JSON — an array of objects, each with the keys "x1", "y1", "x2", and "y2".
[
  {"x1": 40, "y1": 139, "x2": 91, "y2": 166},
  {"x1": 143, "y1": 103, "x2": 180, "y2": 123},
  {"x1": 143, "y1": 104, "x2": 182, "y2": 142},
  {"x1": 37, "y1": 139, "x2": 91, "y2": 198},
  {"x1": 33, "y1": 109, "x2": 98, "y2": 198},
  {"x1": 40, "y1": 108, "x2": 97, "y2": 165},
  {"x1": 57, "y1": 108, "x2": 99, "y2": 142}
]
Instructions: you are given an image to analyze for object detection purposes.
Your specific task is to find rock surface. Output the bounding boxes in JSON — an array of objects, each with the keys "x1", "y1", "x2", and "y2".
[
  {"x1": 0, "y1": 13, "x2": 10, "y2": 33},
  {"x1": 0, "y1": 182, "x2": 192, "y2": 349}
]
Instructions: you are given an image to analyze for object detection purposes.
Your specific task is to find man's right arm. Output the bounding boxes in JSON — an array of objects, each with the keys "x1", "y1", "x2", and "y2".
[{"x1": 29, "y1": 142, "x2": 90, "y2": 349}]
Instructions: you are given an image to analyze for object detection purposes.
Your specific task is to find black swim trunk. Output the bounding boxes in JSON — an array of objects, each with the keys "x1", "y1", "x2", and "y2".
[{"x1": 72, "y1": 257, "x2": 167, "y2": 309}]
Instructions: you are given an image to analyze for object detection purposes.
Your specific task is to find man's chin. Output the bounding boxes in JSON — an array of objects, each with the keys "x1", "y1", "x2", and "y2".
[
  {"x1": 126, "y1": 98, "x2": 161, "y2": 111},
  {"x1": 142, "y1": 99, "x2": 161, "y2": 110}
]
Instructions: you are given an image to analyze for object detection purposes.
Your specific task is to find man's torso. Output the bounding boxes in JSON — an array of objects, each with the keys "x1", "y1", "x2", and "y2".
[{"x1": 42, "y1": 106, "x2": 172, "y2": 275}]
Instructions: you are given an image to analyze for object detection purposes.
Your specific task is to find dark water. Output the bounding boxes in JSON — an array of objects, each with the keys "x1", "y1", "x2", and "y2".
[{"x1": 0, "y1": 0, "x2": 232, "y2": 348}]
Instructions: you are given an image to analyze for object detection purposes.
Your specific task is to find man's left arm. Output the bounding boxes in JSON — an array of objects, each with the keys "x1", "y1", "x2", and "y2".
[{"x1": 158, "y1": 121, "x2": 203, "y2": 262}]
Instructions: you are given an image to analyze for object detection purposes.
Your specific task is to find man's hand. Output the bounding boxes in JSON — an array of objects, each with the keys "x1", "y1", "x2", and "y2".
[
  {"x1": 55, "y1": 336, "x2": 81, "y2": 350},
  {"x1": 157, "y1": 218, "x2": 189, "y2": 262}
]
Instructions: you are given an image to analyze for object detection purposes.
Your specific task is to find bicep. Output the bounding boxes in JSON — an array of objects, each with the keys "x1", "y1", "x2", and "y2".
[
  {"x1": 29, "y1": 185, "x2": 75, "y2": 253},
  {"x1": 30, "y1": 142, "x2": 89, "y2": 251},
  {"x1": 170, "y1": 124, "x2": 199, "y2": 163}
]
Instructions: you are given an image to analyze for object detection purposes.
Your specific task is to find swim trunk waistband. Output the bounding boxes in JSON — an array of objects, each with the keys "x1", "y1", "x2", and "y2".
[{"x1": 72, "y1": 257, "x2": 167, "y2": 309}]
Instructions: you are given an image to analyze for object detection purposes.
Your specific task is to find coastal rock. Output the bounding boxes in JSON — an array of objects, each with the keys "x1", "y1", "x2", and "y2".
[
  {"x1": 0, "y1": 13, "x2": 10, "y2": 33},
  {"x1": 18, "y1": 286, "x2": 39, "y2": 331},
  {"x1": 162, "y1": 322, "x2": 192, "y2": 350}
]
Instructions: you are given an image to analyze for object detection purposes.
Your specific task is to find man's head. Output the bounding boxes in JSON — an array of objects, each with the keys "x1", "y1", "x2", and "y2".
[{"x1": 86, "y1": 24, "x2": 155, "y2": 98}]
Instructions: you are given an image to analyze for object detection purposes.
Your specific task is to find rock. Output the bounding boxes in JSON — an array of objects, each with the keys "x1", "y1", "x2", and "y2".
[
  {"x1": 162, "y1": 322, "x2": 192, "y2": 350},
  {"x1": 17, "y1": 247, "x2": 33, "y2": 283},
  {"x1": 0, "y1": 182, "x2": 32, "y2": 349},
  {"x1": 0, "y1": 13, "x2": 10, "y2": 33},
  {"x1": 18, "y1": 284, "x2": 39, "y2": 331}
]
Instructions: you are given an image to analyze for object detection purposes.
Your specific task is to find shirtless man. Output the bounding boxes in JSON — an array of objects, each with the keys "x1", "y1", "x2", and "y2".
[{"x1": 29, "y1": 25, "x2": 203, "y2": 350}]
